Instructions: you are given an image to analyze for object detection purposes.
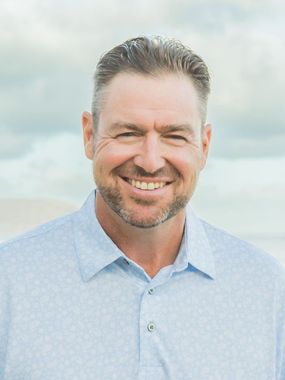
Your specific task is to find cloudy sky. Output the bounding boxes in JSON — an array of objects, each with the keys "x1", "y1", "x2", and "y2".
[{"x1": 0, "y1": 0, "x2": 284, "y2": 262}]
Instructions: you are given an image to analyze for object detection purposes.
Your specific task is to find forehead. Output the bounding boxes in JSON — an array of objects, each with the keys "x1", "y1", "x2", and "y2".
[{"x1": 99, "y1": 72, "x2": 201, "y2": 128}]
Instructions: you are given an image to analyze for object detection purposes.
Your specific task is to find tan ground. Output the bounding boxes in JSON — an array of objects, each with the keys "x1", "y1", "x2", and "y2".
[{"x1": 0, "y1": 198, "x2": 77, "y2": 240}]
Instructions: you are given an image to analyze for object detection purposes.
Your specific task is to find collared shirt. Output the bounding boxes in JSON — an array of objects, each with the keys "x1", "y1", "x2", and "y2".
[{"x1": 0, "y1": 190, "x2": 284, "y2": 380}]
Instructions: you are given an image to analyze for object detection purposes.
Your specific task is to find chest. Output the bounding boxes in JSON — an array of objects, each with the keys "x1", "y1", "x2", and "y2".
[{"x1": 2, "y1": 270, "x2": 276, "y2": 380}]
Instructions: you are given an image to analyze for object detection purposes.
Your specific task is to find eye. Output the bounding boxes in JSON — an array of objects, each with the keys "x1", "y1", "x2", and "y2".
[
  {"x1": 168, "y1": 135, "x2": 187, "y2": 141},
  {"x1": 115, "y1": 131, "x2": 143, "y2": 142},
  {"x1": 164, "y1": 134, "x2": 188, "y2": 145},
  {"x1": 116, "y1": 132, "x2": 137, "y2": 138}
]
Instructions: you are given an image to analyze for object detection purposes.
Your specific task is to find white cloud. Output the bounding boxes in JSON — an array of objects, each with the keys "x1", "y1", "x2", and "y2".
[
  {"x1": 0, "y1": 132, "x2": 94, "y2": 204},
  {"x1": 192, "y1": 156, "x2": 285, "y2": 236}
]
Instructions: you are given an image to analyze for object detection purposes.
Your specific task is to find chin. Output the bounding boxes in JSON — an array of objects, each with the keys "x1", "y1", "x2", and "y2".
[
  {"x1": 116, "y1": 197, "x2": 189, "y2": 228},
  {"x1": 97, "y1": 184, "x2": 190, "y2": 227},
  {"x1": 118, "y1": 209, "x2": 171, "y2": 229}
]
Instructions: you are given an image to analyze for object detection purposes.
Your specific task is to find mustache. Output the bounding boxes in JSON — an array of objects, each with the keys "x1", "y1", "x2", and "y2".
[{"x1": 114, "y1": 164, "x2": 180, "y2": 179}]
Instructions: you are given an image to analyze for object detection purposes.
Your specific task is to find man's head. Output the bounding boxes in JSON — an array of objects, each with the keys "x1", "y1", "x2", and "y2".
[
  {"x1": 82, "y1": 36, "x2": 212, "y2": 229},
  {"x1": 92, "y1": 36, "x2": 210, "y2": 127}
]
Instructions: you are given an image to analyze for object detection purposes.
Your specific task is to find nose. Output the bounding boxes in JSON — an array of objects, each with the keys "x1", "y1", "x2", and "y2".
[{"x1": 133, "y1": 134, "x2": 166, "y2": 174}]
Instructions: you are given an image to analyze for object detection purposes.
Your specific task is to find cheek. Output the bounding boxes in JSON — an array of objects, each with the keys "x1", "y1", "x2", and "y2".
[
  {"x1": 94, "y1": 142, "x2": 137, "y2": 170},
  {"x1": 165, "y1": 149, "x2": 202, "y2": 175}
]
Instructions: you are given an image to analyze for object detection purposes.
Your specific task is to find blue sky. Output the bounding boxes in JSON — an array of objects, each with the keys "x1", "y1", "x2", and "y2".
[{"x1": 0, "y1": 0, "x2": 284, "y2": 260}]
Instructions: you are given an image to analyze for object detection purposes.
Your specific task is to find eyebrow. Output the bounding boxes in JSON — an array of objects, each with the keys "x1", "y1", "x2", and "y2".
[
  {"x1": 109, "y1": 122, "x2": 195, "y2": 134},
  {"x1": 109, "y1": 123, "x2": 143, "y2": 133},
  {"x1": 159, "y1": 124, "x2": 195, "y2": 134}
]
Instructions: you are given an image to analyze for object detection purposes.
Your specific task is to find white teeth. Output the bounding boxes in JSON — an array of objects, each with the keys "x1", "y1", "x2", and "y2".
[{"x1": 128, "y1": 179, "x2": 167, "y2": 190}]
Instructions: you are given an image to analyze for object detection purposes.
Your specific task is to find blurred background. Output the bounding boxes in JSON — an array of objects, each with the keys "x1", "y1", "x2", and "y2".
[{"x1": 0, "y1": 0, "x2": 284, "y2": 266}]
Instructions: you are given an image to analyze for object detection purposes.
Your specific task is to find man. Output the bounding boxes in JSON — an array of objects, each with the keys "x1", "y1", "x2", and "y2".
[{"x1": 0, "y1": 36, "x2": 284, "y2": 379}]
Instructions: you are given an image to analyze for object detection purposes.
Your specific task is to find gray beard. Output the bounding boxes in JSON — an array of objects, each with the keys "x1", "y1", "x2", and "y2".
[{"x1": 97, "y1": 184, "x2": 189, "y2": 229}]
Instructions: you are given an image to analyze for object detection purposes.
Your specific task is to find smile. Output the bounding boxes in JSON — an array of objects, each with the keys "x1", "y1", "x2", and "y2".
[{"x1": 124, "y1": 178, "x2": 168, "y2": 191}]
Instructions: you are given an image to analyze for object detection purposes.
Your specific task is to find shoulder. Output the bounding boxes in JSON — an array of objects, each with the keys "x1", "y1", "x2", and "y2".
[
  {"x1": 201, "y1": 219, "x2": 285, "y2": 282},
  {"x1": 0, "y1": 211, "x2": 78, "y2": 267}
]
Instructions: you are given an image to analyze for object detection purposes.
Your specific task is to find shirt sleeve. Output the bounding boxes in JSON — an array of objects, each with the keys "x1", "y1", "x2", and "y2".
[
  {"x1": 276, "y1": 266, "x2": 285, "y2": 380},
  {"x1": 0, "y1": 265, "x2": 9, "y2": 375}
]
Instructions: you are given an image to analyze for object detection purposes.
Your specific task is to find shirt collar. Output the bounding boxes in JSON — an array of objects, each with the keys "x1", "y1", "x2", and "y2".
[
  {"x1": 73, "y1": 191, "x2": 216, "y2": 282},
  {"x1": 72, "y1": 190, "x2": 123, "y2": 282},
  {"x1": 184, "y1": 204, "x2": 216, "y2": 279}
]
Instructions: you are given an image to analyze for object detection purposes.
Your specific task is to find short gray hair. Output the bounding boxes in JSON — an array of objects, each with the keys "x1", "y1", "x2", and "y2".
[{"x1": 92, "y1": 36, "x2": 210, "y2": 126}]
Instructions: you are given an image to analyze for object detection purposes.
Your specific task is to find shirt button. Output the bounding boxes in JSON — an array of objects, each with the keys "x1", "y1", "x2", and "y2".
[
  {"x1": 147, "y1": 322, "x2": 156, "y2": 332},
  {"x1": 148, "y1": 288, "x2": 155, "y2": 295}
]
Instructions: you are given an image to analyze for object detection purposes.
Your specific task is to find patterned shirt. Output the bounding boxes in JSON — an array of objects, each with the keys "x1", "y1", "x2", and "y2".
[{"x1": 0, "y1": 190, "x2": 284, "y2": 380}]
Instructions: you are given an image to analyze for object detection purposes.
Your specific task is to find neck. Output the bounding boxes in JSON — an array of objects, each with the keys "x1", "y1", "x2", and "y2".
[{"x1": 95, "y1": 193, "x2": 186, "y2": 277}]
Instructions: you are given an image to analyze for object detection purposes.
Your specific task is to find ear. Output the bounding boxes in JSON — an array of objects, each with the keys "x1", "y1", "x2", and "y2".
[
  {"x1": 200, "y1": 123, "x2": 212, "y2": 170},
  {"x1": 82, "y1": 111, "x2": 95, "y2": 160}
]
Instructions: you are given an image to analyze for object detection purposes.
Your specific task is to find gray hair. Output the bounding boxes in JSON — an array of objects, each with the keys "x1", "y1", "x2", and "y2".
[{"x1": 92, "y1": 36, "x2": 210, "y2": 126}]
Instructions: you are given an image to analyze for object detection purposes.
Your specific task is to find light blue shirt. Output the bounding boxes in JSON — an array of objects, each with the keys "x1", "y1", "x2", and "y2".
[{"x1": 0, "y1": 190, "x2": 284, "y2": 380}]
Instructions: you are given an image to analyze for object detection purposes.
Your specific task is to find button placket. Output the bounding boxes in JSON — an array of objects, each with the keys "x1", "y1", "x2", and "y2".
[
  {"x1": 139, "y1": 285, "x2": 162, "y2": 366},
  {"x1": 146, "y1": 288, "x2": 156, "y2": 332}
]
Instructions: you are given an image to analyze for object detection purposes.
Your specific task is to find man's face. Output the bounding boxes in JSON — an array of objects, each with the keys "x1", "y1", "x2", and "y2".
[{"x1": 83, "y1": 72, "x2": 211, "y2": 228}]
